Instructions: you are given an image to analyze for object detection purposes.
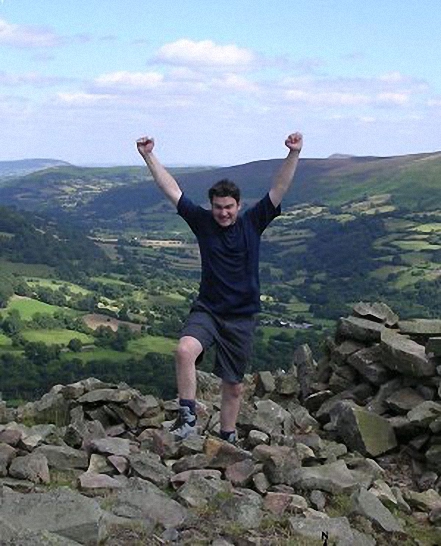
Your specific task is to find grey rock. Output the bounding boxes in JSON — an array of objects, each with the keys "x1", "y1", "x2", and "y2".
[
  {"x1": 310, "y1": 489, "x2": 327, "y2": 511},
  {"x1": 346, "y1": 458, "x2": 385, "y2": 490},
  {"x1": 430, "y1": 416, "x2": 441, "y2": 434},
  {"x1": 129, "y1": 451, "x2": 173, "y2": 488},
  {"x1": 303, "y1": 390, "x2": 334, "y2": 413},
  {"x1": 18, "y1": 389, "x2": 72, "y2": 427},
  {"x1": 252, "y1": 444, "x2": 301, "y2": 485},
  {"x1": 385, "y1": 388, "x2": 425, "y2": 414},
  {"x1": 368, "y1": 479, "x2": 398, "y2": 509},
  {"x1": 78, "y1": 388, "x2": 133, "y2": 405},
  {"x1": 334, "y1": 401, "x2": 397, "y2": 457},
  {"x1": 253, "y1": 399, "x2": 290, "y2": 435},
  {"x1": 247, "y1": 429, "x2": 270, "y2": 448},
  {"x1": 353, "y1": 301, "x2": 399, "y2": 327},
  {"x1": 399, "y1": 319, "x2": 441, "y2": 336},
  {"x1": 0, "y1": 443, "x2": 16, "y2": 477},
  {"x1": 331, "y1": 339, "x2": 365, "y2": 365},
  {"x1": 126, "y1": 393, "x2": 160, "y2": 417},
  {"x1": 34, "y1": 445, "x2": 88, "y2": 470},
  {"x1": 337, "y1": 316, "x2": 385, "y2": 342},
  {"x1": 89, "y1": 437, "x2": 131, "y2": 457},
  {"x1": 254, "y1": 371, "x2": 276, "y2": 397},
  {"x1": 274, "y1": 369, "x2": 299, "y2": 396},
  {"x1": 171, "y1": 453, "x2": 210, "y2": 474},
  {"x1": 78, "y1": 472, "x2": 124, "y2": 492},
  {"x1": 108, "y1": 455, "x2": 129, "y2": 474},
  {"x1": 381, "y1": 330, "x2": 436, "y2": 377},
  {"x1": 107, "y1": 403, "x2": 138, "y2": 428},
  {"x1": 347, "y1": 345, "x2": 391, "y2": 386},
  {"x1": 216, "y1": 488, "x2": 263, "y2": 529},
  {"x1": 287, "y1": 460, "x2": 359, "y2": 494},
  {"x1": 425, "y1": 445, "x2": 441, "y2": 472},
  {"x1": 292, "y1": 343, "x2": 316, "y2": 401},
  {"x1": 252, "y1": 471, "x2": 270, "y2": 494},
  {"x1": 0, "y1": 428, "x2": 22, "y2": 446},
  {"x1": 328, "y1": 365, "x2": 357, "y2": 393},
  {"x1": 111, "y1": 477, "x2": 188, "y2": 529},
  {"x1": 365, "y1": 378, "x2": 403, "y2": 415},
  {"x1": 176, "y1": 472, "x2": 231, "y2": 508},
  {"x1": 8, "y1": 452, "x2": 50, "y2": 484},
  {"x1": 407, "y1": 401, "x2": 441, "y2": 427},
  {"x1": 286, "y1": 401, "x2": 319, "y2": 431},
  {"x1": 0, "y1": 517, "x2": 82, "y2": 546},
  {"x1": 289, "y1": 514, "x2": 375, "y2": 546},
  {"x1": 403, "y1": 488, "x2": 441, "y2": 512},
  {"x1": 351, "y1": 487, "x2": 403, "y2": 533},
  {"x1": 0, "y1": 486, "x2": 107, "y2": 544},
  {"x1": 391, "y1": 486, "x2": 412, "y2": 514},
  {"x1": 87, "y1": 453, "x2": 114, "y2": 474}
]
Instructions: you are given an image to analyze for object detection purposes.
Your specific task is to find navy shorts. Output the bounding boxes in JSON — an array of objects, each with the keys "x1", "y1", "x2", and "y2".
[{"x1": 180, "y1": 302, "x2": 256, "y2": 384}]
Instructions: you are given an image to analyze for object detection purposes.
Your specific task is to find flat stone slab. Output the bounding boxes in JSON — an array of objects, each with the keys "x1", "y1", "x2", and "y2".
[
  {"x1": 110, "y1": 477, "x2": 188, "y2": 529},
  {"x1": 353, "y1": 301, "x2": 399, "y2": 327},
  {"x1": 289, "y1": 515, "x2": 375, "y2": 546},
  {"x1": 381, "y1": 330, "x2": 436, "y2": 377},
  {"x1": 398, "y1": 319, "x2": 441, "y2": 336},
  {"x1": 286, "y1": 460, "x2": 359, "y2": 494},
  {"x1": 0, "y1": 487, "x2": 107, "y2": 544},
  {"x1": 347, "y1": 345, "x2": 391, "y2": 386},
  {"x1": 78, "y1": 388, "x2": 133, "y2": 404},
  {"x1": 351, "y1": 487, "x2": 403, "y2": 533},
  {"x1": 335, "y1": 402, "x2": 397, "y2": 457},
  {"x1": 337, "y1": 316, "x2": 385, "y2": 342}
]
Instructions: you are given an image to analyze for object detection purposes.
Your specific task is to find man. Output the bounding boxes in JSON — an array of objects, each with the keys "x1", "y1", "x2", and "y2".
[{"x1": 136, "y1": 132, "x2": 303, "y2": 442}]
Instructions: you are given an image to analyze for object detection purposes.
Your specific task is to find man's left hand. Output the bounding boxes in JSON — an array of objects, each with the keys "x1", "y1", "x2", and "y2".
[{"x1": 285, "y1": 132, "x2": 303, "y2": 153}]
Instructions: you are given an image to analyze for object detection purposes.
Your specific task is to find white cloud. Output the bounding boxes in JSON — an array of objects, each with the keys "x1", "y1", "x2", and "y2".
[
  {"x1": 214, "y1": 73, "x2": 259, "y2": 93},
  {"x1": 0, "y1": 18, "x2": 62, "y2": 48},
  {"x1": 376, "y1": 92, "x2": 409, "y2": 105},
  {"x1": 57, "y1": 92, "x2": 113, "y2": 105},
  {"x1": 155, "y1": 39, "x2": 255, "y2": 68},
  {"x1": 94, "y1": 71, "x2": 163, "y2": 88},
  {"x1": 379, "y1": 71, "x2": 405, "y2": 83},
  {"x1": 286, "y1": 89, "x2": 370, "y2": 106}
]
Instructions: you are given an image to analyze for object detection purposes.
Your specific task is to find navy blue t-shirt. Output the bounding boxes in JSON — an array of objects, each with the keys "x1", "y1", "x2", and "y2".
[{"x1": 177, "y1": 193, "x2": 281, "y2": 316}]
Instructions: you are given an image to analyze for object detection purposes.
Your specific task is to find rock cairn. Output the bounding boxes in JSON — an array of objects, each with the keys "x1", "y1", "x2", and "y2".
[{"x1": 0, "y1": 302, "x2": 440, "y2": 545}]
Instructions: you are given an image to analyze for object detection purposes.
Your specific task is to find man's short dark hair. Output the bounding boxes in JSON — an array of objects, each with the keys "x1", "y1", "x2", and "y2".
[{"x1": 208, "y1": 179, "x2": 240, "y2": 204}]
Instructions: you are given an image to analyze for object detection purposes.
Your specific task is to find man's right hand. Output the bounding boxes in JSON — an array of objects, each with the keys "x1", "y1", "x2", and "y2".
[{"x1": 136, "y1": 136, "x2": 154, "y2": 157}]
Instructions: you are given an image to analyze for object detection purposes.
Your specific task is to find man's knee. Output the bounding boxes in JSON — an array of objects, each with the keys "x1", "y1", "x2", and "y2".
[
  {"x1": 223, "y1": 381, "x2": 243, "y2": 399},
  {"x1": 176, "y1": 336, "x2": 203, "y2": 364}
]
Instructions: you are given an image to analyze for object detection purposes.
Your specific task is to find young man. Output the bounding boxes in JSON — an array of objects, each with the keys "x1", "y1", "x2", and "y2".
[{"x1": 136, "y1": 133, "x2": 303, "y2": 442}]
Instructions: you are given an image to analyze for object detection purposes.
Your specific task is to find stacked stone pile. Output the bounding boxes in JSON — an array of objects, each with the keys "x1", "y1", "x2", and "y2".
[
  {"x1": 0, "y1": 303, "x2": 440, "y2": 544},
  {"x1": 312, "y1": 302, "x2": 441, "y2": 478}
]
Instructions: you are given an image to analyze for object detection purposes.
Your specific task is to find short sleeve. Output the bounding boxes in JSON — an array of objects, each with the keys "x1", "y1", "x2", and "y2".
[
  {"x1": 177, "y1": 193, "x2": 209, "y2": 234},
  {"x1": 246, "y1": 193, "x2": 281, "y2": 234}
]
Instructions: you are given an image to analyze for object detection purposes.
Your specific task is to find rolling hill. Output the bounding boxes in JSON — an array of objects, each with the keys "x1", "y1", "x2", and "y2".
[{"x1": 0, "y1": 152, "x2": 440, "y2": 224}]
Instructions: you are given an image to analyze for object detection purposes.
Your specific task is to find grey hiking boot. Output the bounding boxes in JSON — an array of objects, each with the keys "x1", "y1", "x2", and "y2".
[{"x1": 170, "y1": 406, "x2": 197, "y2": 440}]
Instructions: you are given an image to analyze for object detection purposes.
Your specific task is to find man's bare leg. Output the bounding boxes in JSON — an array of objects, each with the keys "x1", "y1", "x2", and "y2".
[
  {"x1": 175, "y1": 335, "x2": 203, "y2": 400},
  {"x1": 220, "y1": 380, "x2": 243, "y2": 433}
]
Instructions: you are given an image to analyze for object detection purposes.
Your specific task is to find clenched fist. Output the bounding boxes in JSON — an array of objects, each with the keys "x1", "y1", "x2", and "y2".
[
  {"x1": 136, "y1": 136, "x2": 155, "y2": 157},
  {"x1": 285, "y1": 132, "x2": 303, "y2": 153}
]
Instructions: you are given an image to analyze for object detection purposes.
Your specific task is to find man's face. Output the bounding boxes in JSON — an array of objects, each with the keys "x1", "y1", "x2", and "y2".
[{"x1": 211, "y1": 196, "x2": 241, "y2": 227}]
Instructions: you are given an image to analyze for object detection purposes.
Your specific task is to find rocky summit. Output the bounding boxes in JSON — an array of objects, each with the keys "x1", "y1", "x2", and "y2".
[{"x1": 1, "y1": 302, "x2": 441, "y2": 545}]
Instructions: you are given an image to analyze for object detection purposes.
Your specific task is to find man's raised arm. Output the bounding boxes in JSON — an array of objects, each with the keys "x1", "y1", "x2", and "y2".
[
  {"x1": 269, "y1": 132, "x2": 303, "y2": 208},
  {"x1": 136, "y1": 136, "x2": 182, "y2": 207}
]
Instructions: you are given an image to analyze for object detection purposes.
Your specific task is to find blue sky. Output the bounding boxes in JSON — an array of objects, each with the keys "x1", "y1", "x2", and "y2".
[{"x1": 0, "y1": 0, "x2": 440, "y2": 165}]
